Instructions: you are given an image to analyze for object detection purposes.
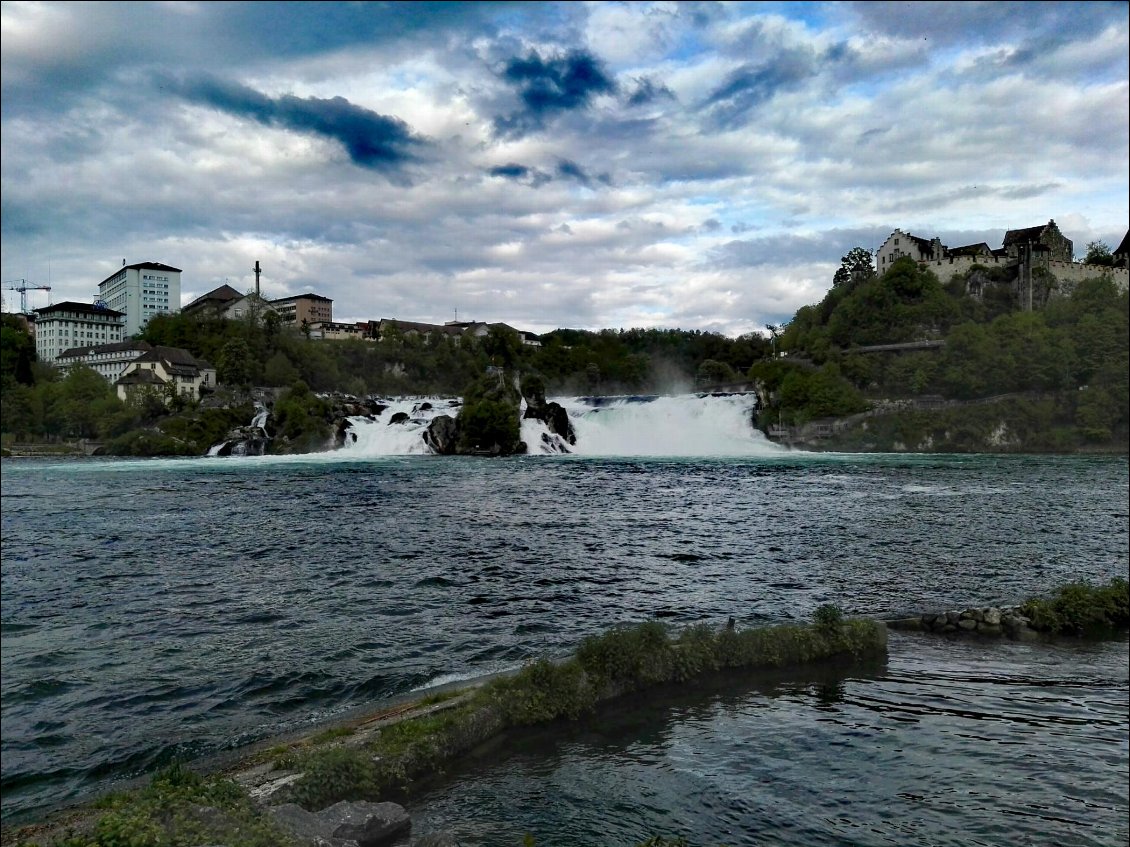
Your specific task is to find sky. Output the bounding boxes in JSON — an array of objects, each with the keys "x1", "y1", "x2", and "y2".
[{"x1": 1, "y1": 1, "x2": 1127, "y2": 337}]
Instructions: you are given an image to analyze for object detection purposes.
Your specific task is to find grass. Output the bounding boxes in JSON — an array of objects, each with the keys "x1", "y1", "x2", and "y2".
[{"x1": 40, "y1": 764, "x2": 298, "y2": 847}]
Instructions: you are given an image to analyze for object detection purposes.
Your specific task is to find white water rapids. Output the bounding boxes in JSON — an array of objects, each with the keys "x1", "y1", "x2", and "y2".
[{"x1": 337, "y1": 394, "x2": 787, "y2": 458}]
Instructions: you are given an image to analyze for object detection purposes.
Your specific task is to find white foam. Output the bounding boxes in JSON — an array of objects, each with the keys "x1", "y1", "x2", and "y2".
[{"x1": 557, "y1": 394, "x2": 786, "y2": 457}]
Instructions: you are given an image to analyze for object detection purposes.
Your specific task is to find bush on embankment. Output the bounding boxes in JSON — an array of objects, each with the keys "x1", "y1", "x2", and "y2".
[{"x1": 1019, "y1": 578, "x2": 1128, "y2": 635}]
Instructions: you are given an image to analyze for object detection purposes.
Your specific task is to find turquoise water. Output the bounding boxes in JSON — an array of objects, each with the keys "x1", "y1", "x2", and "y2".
[{"x1": 1, "y1": 452, "x2": 1127, "y2": 842}]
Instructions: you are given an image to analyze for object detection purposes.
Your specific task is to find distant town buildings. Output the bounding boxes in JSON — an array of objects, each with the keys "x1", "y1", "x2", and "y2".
[{"x1": 97, "y1": 261, "x2": 182, "y2": 336}]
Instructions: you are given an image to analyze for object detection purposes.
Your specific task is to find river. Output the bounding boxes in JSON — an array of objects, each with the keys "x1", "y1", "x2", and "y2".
[{"x1": 1, "y1": 395, "x2": 1127, "y2": 844}]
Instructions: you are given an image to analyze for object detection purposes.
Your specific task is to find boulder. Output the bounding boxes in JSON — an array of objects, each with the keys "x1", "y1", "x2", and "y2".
[
  {"x1": 333, "y1": 418, "x2": 356, "y2": 449},
  {"x1": 423, "y1": 415, "x2": 459, "y2": 455},
  {"x1": 211, "y1": 426, "x2": 270, "y2": 456},
  {"x1": 521, "y1": 399, "x2": 575, "y2": 445},
  {"x1": 388, "y1": 412, "x2": 411, "y2": 425}
]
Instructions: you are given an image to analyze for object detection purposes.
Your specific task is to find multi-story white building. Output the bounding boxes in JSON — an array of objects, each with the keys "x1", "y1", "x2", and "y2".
[
  {"x1": 33, "y1": 301, "x2": 125, "y2": 363},
  {"x1": 56, "y1": 340, "x2": 153, "y2": 382},
  {"x1": 97, "y1": 261, "x2": 182, "y2": 336}
]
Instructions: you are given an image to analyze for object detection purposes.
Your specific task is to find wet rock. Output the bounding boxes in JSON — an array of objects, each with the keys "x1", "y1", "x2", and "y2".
[
  {"x1": 388, "y1": 412, "x2": 410, "y2": 425},
  {"x1": 957, "y1": 619, "x2": 978, "y2": 631},
  {"x1": 423, "y1": 415, "x2": 459, "y2": 455},
  {"x1": 269, "y1": 801, "x2": 410, "y2": 847},
  {"x1": 983, "y1": 607, "x2": 1002, "y2": 626},
  {"x1": 322, "y1": 800, "x2": 411, "y2": 846}
]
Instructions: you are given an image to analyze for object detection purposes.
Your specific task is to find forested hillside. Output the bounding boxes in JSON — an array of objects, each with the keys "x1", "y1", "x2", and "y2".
[{"x1": 753, "y1": 253, "x2": 1128, "y2": 449}]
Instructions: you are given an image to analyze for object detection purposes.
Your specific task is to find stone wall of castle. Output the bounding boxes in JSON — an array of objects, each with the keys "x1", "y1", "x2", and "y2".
[{"x1": 921, "y1": 254, "x2": 1128, "y2": 293}]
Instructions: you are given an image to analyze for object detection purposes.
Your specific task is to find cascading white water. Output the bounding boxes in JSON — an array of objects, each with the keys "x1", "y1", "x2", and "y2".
[
  {"x1": 338, "y1": 393, "x2": 784, "y2": 458},
  {"x1": 339, "y1": 397, "x2": 462, "y2": 456},
  {"x1": 550, "y1": 394, "x2": 784, "y2": 457},
  {"x1": 251, "y1": 402, "x2": 269, "y2": 433}
]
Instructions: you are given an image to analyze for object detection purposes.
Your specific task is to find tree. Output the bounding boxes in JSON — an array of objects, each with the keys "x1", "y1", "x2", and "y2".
[
  {"x1": 217, "y1": 338, "x2": 252, "y2": 387},
  {"x1": 1083, "y1": 241, "x2": 1114, "y2": 267},
  {"x1": 696, "y1": 359, "x2": 737, "y2": 385},
  {"x1": 482, "y1": 325, "x2": 522, "y2": 369},
  {"x1": 832, "y1": 247, "x2": 876, "y2": 290}
]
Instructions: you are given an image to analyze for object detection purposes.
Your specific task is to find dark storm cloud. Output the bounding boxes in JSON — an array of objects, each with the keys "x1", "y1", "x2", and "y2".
[
  {"x1": 494, "y1": 49, "x2": 616, "y2": 136},
  {"x1": 488, "y1": 163, "x2": 552, "y2": 187},
  {"x1": 555, "y1": 159, "x2": 611, "y2": 187},
  {"x1": 701, "y1": 48, "x2": 820, "y2": 129},
  {"x1": 1, "y1": 2, "x2": 520, "y2": 118},
  {"x1": 627, "y1": 77, "x2": 676, "y2": 106},
  {"x1": 171, "y1": 75, "x2": 426, "y2": 173}
]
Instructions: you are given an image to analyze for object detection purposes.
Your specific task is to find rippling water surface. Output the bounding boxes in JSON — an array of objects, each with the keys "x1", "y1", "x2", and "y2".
[{"x1": 1, "y1": 450, "x2": 1127, "y2": 842}]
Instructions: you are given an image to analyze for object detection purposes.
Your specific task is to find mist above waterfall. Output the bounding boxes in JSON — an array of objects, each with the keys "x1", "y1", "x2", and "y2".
[{"x1": 339, "y1": 393, "x2": 783, "y2": 458}]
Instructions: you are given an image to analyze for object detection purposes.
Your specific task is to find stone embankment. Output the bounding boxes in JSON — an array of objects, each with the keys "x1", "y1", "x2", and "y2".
[{"x1": 887, "y1": 606, "x2": 1039, "y2": 639}]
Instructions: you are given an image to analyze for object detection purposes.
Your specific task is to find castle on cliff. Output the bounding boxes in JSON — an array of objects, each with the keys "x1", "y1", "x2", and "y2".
[{"x1": 875, "y1": 220, "x2": 1128, "y2": 308}]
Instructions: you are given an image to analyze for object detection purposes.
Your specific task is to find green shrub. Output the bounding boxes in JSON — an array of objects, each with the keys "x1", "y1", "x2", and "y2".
[
  {"x1": 493, "y1": 658, "x2": 594, "y2": 724},
  {"x1": 284, "y1": 746, "x2": 379, "y2": 810},
  {"x1": 813, "y1": 604, "x2": 844, "y2": 635},
  {"x1": 1020, "y1": 579, "x2": 1129, "y2": 634}
]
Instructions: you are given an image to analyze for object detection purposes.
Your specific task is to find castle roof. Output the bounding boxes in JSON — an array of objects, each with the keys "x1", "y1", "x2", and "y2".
[{"x1": 1003, "y1": 220, "x2": 1059, "y2": 247}]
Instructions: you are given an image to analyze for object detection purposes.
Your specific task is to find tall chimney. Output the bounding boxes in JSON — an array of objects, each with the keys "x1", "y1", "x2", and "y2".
[{"x1": 253, "y1": 260, "x2": 262, "y2": 298}]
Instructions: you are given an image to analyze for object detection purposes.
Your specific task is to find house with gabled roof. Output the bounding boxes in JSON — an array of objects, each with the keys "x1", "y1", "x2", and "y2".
[{"x1": 115, "y1": 345, "x2": 216, "y2": 403}]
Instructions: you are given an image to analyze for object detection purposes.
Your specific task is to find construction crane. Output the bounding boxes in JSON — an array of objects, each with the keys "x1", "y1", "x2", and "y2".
[{"x1": 3, "y1": 279, "x2": 52, "y2": 313}]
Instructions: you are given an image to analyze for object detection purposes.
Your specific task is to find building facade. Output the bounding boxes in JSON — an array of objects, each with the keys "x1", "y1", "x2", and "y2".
[
  {"x1": 34, "y1": 302, "x2": 125, "y2": 363},
  {"x1": 876, "y1": 229, "x2": 947, "y2": 270},
  {"x1": 270, "y1": 293, "x2": 333, "y2": 326},
  {"x1": 97, "y1": 261, "x2": 182, "y2": 336},
  {"x1": 56, "y1": 339, "x2": 153, "y2": 382},
  {"x1": 115, "y1": 346, "x2": 216, "y2": 403}
]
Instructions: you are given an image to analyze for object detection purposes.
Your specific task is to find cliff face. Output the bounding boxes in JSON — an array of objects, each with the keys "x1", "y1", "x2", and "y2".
[{"x1": 766, "y1": 392, "x2": 1129, "y2": 454}]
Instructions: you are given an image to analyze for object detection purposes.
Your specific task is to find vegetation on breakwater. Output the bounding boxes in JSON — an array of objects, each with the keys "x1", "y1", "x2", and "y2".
[
  {"x1": 1018, "y1": 578, "x2": 1128, "y2": 635},
  {"x1": 887, "y1": 578, "x2": 1129, "y2": 639},
  {"x1": 4, "y1": 613, "x2": 885, "y2": 847}
]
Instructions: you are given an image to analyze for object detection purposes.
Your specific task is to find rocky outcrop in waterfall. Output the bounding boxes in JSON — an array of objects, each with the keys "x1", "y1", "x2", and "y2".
[
  {"x1": 520, "y1": 374, "x2": 576, "y2": 448},
  {"x1": 423, "y1": 414, "x2": 459, "y2": 454}
]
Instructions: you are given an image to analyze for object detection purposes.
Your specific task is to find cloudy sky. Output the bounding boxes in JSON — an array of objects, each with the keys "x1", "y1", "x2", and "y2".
[{"x1": 2, "y1": 1, "x2": 1127, "y2": 336}]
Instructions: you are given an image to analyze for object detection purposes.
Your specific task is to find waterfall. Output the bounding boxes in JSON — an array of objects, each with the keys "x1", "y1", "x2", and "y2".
[
  {"x1": 339, "y1": 393, "x2": 783, "y2": 458},
  {"x1": 339, "y1": 397, "x2": 462, "y2": 456},
  {"x1": 251, "y1": 402, "x2": 269, "y2": 434}
]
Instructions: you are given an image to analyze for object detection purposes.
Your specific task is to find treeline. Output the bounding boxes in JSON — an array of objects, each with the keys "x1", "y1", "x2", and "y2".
[
  {"x1": 138, "y1": 312, "x2": 771, "y2": 397},
  {"x1": 755, "y1": 255, "x2": 1128, "y2": 444}
]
